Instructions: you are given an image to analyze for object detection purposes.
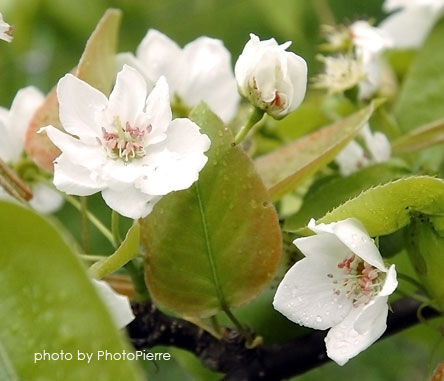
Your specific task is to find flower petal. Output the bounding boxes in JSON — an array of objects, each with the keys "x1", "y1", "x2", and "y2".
[
  {"x1": 286, "y1": 52, "x2": 308, "y2": 112},
  {"x1": 53, "y1": 154, "x2": 106, "y2": 196},
  {"x1": 92, "y1": 280, "x2": 135, "y2": 329},
  {"x1": 107, "y1": 65, "x2": 147, "y2": 128},
  {"x1": 8, "y1": 86, "x2": 44, "y2": 146},
  {"x1": 330, "y1": 218, "x2": 386, "y2": 271},
  {"x1": 137, "y1": 118, "x2": 210, "y2": 196},
  {"x1": 29, "y1": 183, "x2": 64, "y2": 214},
  {"x1": 42, "y1": 126, "x2": 105, "y2": 171},
  {"x1": 325, "y1": 296, "x2": 388, "y2": 365},
  {"x1": 379, "y1": 264, "x2": 398, "y2": 296},
  {"x1": 294, "y1": 233, "x2": 350, "y2": 263},
  {"x1": 379, "y1": 6, "x2": 440, "y2": 49},
  {"x1": 136, "y1": 29, "x2": 182, "y2": 89},
  {"x1": 177, "y1": 37, "x2": 239, "y2": 123},
  {"x1": 273, "y1": 256, "x2": 353, "y2": 330},
  {"x1": 335, "y1": 140, "x2": 369, "y2": 176},
  {"x1": 101, "y1": 186, "x2": 161, "y2": 219},
  {"x1": 57, "y1": 74, "x2": 108, "y2": 139},
  {"x1": 144, "y1": 76, "x2": 172, "y2": 145}
]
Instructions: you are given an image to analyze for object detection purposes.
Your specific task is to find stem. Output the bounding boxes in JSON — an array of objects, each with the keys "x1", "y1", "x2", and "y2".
[
  {"x1": 111, "y1": 210, "x2": 122, "y2": 246},
  {"x1": 125, "y1": 260, "x2": 150, "y2": 302},
  {"x1": 80, "y1": 254, "x2": 108, "y2": 262},
  {"x1": 222, "y1": 304, "x2": 253, "y2": 345},
  {"x1": 65, "y1": 195, "x2": 115, "y2": 247},
  {"x1": 312, "y1": 0, "x2": 336, "y2": 26},
  {"x1": 80, "y1": 197, "x2": 90, "y2": 253},
  {"x1": 234, "y1": 108, "x2": 266, "y2": 145}
]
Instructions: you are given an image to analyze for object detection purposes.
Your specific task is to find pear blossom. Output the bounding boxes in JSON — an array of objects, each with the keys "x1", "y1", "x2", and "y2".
[
  {"x1": 234, "y1": 33, "x2": 307, "y2": 119},
  {"x1": 42, "y1": 65, "x2": 211, "y2": 219},
  {"x1": 379, "y1": 0, "x2": 444, "y2": 49},
  {"x1": 313, "y1": 54, "x2": 365, "y2": 94},
  {"x1": 93, "y1": 280, "x2": 135, "y2": 328},
  {"x1": 335, "y1": 123, "x2": 391, "y2": 176},
  {"x1": 0, "y1": 87, "x2": 63, "y2": 214},
  {"x1": 0, "y1": 12, "x2": 12, "y2": 42},
  {"x1": 349, "y1": 21, "x2": 393, "y2": 99},
  {"x1": 273, "y1": 218, "x2": 398, "y2": 365},
  {"x1": 117, "y1": 29, "x2": 239, "y2": 123}
]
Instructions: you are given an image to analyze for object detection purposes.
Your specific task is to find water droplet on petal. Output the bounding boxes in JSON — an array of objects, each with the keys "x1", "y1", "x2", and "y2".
[{"x1": 316, "y1": 316, "x2": 322, "y2": 323}]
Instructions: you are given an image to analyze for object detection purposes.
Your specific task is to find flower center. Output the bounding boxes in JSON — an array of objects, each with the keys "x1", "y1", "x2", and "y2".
[
  {"x1": 329, "y1": 254, "x2": 384, "y2": 306},
  {"x1": 100, "y1": 116, "x2": 152, "y2": 162}
]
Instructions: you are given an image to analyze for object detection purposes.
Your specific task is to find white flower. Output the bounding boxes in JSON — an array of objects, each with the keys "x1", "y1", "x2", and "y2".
[
  {"x1": 0, "y1": 12, "x2": 12, "y2": 43},
  {"x1": 335, "y1": 123, "x2": 391, "y2": 176},
  {"x1": 350, "y1": 21, "x2": 393, "y2": 99},
  {"x1": 313, "y1": 54, "x2": 365, "y2": 94},
  {"x1": 234, "y1": 34, "x2": 307, "y2": 119},
  {"x1": 117, "y1": 29, "x2": 239, "y2": 124},
  {"x1": 273, "y1": 218, "x2": 398, "y2": 365},
  {"x1": 379, "y1": 0, "x2": 444, "y2": 49},
  {"x1": 42, "y1": 65, "x2": 211, "y2": 219},
  {"x1": 0, "y1": 87, "x2": 64, "y2": 214},
  {"x1": 93, "y1": 280, "x2": 135, "y2": 328}
]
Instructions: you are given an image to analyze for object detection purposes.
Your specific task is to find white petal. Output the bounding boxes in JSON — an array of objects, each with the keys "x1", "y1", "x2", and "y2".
[
  {"x1": 0, "y1": 118, "x2": 20, "y2": 162},
  {"x1": 286, "y1": 52, "x2": 308, "y2": 112},
  {"x1": 330, "y1": 218, "x2": 386, "y2": 271},
  {"x1": 53, "y1": 154, "x2": 106, "y2": 196},
  {"x1": 273, "y1": 256, "x2": 353, "y2": 330},
  {"x1": 29, "y1": 183, "x2": 64, "y2": 214},
  {"x1": 326, "y1": 297, "x2": 388, "y2": 365},
  {"x1": 42, "y1": 126, "x2": 105, "y2": 171},
  {"x1": 107, "y1": 65, "x2": 147, "y2": 128},
  {"x1": 57, "y1": 74, "x2": 108, "y2": 139},
  {"x1": 8, "y1": 86, "x2": 44, "y2": 146},
  {"x1": 177, "y1": 37, "x2": 239, "y2": 123},
  {"x1": 0, "y1": 13, "x2": 12, "y2": 43},
  {"x1": 101, "y1": 186, "x2": 161, "y2": 219},
  {"x1": 361, "y1": 125, "x2": 391, "y2": 163},
  {"x1": 293, "y1": 233, "x2": 350, "y2": 263},
  {"x1": 137, "y1": 118, "x2": 210, "y2": 196},
  {"x1": 92, "y1": 280, "x2": 135, "y2": 329},
  {"x1": 136, "y1": 29, "x2": 182, "y2": 89},
  {"x1": 379, "y1": 264, "x2": 398, "y2": 296},
  {"x1": 144, "y1": 76, "x2": 172, "y2": 145},
  {"x1": 115, "y1": 52, "x2": 156, "y2": 90},
  {"x1": 335, "y1": 140, "x2": 369, "y2": 176},
  {"x1": 379, "y1": 6, "x2": 440, "y2": 49}
]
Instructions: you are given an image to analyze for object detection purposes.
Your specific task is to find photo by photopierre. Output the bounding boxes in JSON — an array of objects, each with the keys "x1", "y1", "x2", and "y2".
[{"x1": 1, "y1": 0, "x2": 444, "y2": 380}]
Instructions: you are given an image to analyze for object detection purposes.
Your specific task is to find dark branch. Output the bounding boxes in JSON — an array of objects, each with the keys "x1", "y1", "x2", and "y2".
[{"x1": 127, "y1": 298, "x2": 439, "y2": 381}]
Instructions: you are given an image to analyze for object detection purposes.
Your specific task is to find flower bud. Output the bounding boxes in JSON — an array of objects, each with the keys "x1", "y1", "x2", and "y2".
[{"x1": 234, "y1": 34, "x2": 307, "y2": 119}]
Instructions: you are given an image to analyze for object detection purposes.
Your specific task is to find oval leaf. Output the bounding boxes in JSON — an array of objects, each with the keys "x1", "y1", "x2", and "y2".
[
  {"x1": 0, "y1": 201, "x2": 142, "y2": 380},
  {"x1": 284, "y1": 161, "x2": 410, "y2": 232},
  {"x1": 25, "y1": 9, "x2": 122, "y2": 171},
  {"x1": 254, "y1": 104, "x2": 374, "y2": 201},
  {"x1": 394, "y1": 18, "x2": 444, "y2": 132},
  {"x1": 140, "y1": 104, "x2": 282, "y2": 318},
  {"x1": 392, "y1": 117, "x2": 444, "y2": 154},
  {"x1": 314, "y1": 176, "x2": 444, "y2": 237}
]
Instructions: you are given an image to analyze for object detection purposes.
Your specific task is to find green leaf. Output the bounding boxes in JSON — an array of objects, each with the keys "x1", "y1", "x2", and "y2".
[
  {"x1": 405, "y1": 214, "x2": 444, "y2": 310},
  {"x1": 89, "y1": 222, "x2": 140, "y2": 279},
  {"x1": 394, "y1": 19, "x2": 444, "y2": 132},
  {"x1": 284, "y1": 161, "x2": 410, "y2": 232},
  {"x1": 313, "y1": 176, "x2": 444, "y2": 237},
  {"x1": 140, "y1": 104, "x2": 282, "y2": 318},
  {"x1": 392, "y1": 117, "x2": 444, "y2": 154},
  {"x1": 0, "y1": 201, "x2": 143, "y2": 381},
  {"x1": 25, "y1": 9, "x2": 122, "y2": 171},
  {"x1": 254, "y1": 104, "x2": 374, "y2": 201}
]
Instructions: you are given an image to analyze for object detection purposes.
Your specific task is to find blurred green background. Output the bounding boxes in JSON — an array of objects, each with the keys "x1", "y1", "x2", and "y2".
[
  {"x1": 0, "y1": 0, "x2": 384, "y2": 105},
  {"x1": 2, "y1": 1, "x2": 443, "y2": 380}
]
